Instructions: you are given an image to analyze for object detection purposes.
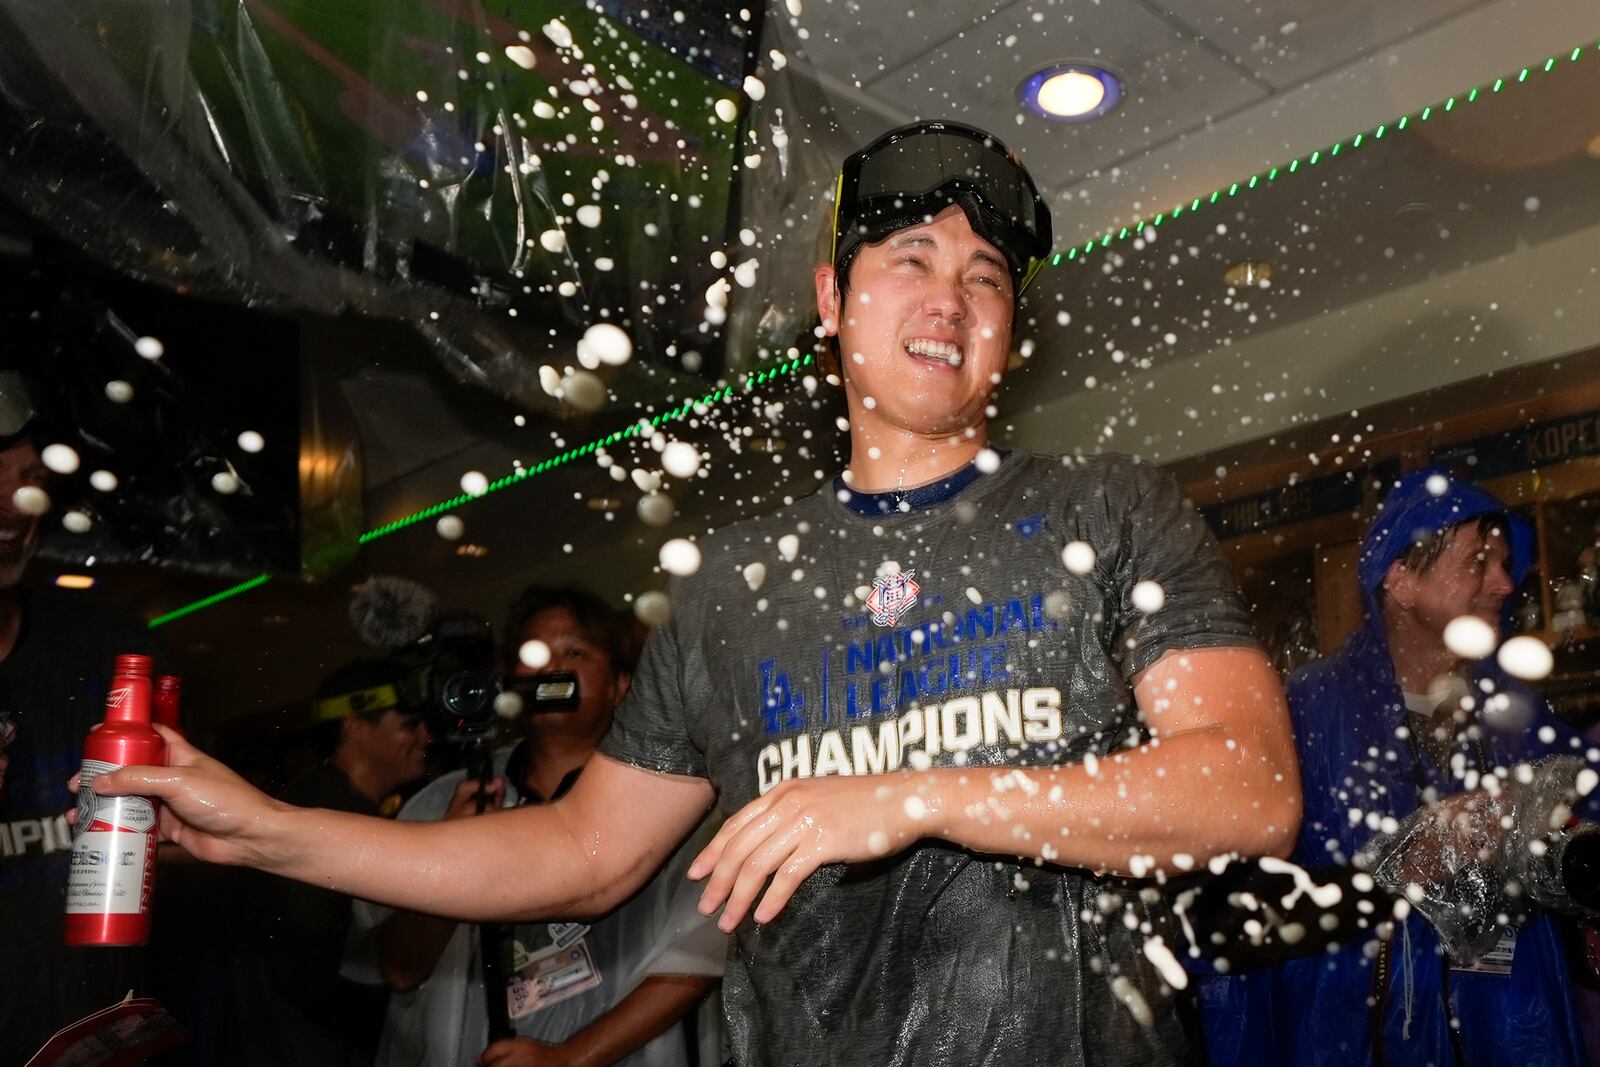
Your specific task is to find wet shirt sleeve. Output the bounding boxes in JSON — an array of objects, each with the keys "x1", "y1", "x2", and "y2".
[
  {"x1": 1108, "y1": 461, "x2": 1260, "y2": 680},
  {"x1": 598, "y1": 597, "x2": 709, "y2": 779}
]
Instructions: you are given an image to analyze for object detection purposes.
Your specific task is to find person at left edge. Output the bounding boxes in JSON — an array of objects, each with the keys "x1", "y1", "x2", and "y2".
[
  {"x1": 220, "y1": 657, "x2": 433, "y2": 1067},
  {"x1": 0, "y1": 369, "x2": 171, "y2": 1067}
]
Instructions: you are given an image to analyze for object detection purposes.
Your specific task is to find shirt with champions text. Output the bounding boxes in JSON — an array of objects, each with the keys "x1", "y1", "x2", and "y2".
[{"x1": 599, "y1": 449, "x2": 1260, "y2": 1067}]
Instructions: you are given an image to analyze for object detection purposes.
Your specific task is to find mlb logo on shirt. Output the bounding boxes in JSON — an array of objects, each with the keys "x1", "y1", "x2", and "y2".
[{"x1": 866, "y1": 572, "x2": 920, "y2": 627}]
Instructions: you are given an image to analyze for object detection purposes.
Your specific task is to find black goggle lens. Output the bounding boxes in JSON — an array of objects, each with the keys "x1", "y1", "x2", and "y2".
[{"x1": 834, "y1": 123, "x2": 1052, "y2": 285}]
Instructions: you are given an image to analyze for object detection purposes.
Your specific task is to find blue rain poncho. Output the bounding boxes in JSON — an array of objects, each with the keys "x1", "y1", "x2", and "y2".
[{"x1": 1199, "y1": 467, "x2": 1597, "y2": 1066}]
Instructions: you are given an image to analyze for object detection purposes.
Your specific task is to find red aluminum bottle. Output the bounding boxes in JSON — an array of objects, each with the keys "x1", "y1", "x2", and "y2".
[
  {"x1": 153, "y1": 674, "x2": 182, "y2": 735},
  {"x1": 65, "y1": 654, "x2": 168, "y2": 946}
]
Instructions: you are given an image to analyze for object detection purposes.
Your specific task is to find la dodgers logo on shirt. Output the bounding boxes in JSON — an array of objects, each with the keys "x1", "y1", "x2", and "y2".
[{"x1": 866, "y1": 571, "x2": 920, "y2": 627}]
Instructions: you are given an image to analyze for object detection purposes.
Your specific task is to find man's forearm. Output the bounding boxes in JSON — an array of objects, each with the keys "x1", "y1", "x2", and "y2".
[
  {"x1": 915, "y1": 725, "x2": 1300, "y2": 875},
  {"x1": 267, "y1": 802, "x2": 613, "y2": 922},
  {"x1": 559, "y1": 975, "x2": 717, "y2": 1067}
]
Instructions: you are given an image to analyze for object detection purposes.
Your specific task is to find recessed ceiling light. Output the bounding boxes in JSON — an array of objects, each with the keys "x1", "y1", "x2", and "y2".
[
  {"x1": 1588, "y1": 132, "x2": 1600, "y2": 159},
  {"x1": 1223, "y1": 260, "x2": 1273, "y2": 287},
  {"x1": 454, "y1": 543, "x2": 489, "y2": 557},
  {"x1": 586, "y1": 496, "x2": 624, "y2": 511},
  {"x1": 54, "y1": 574, "x2": 95, "y2": 590},
  {"x1": 749, "y1": 436, "x2": 787, "y2": 453},
  {"x1": 1020, "y1": 64, "x2": 1123, "y2": 121}
]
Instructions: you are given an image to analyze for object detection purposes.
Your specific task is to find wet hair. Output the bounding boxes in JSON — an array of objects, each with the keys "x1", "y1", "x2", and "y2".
[
  {"x1": 503, "y1": 585, "x2": 638, "y2": 675},
  {"x1": 1396, "y1": 513, "x2": 1507, "y2": 575}
]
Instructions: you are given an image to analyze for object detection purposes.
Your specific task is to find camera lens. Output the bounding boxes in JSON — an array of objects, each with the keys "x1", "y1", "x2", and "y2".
[{"x1": 439, "y1": 669, "x2": 500, "y2": 721}]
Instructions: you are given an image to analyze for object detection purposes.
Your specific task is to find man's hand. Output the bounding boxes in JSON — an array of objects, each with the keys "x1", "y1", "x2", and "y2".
[
  {"x1": 446, "y1": 776, "x2": 505, "y2": 820},
  {"x1": 1367, "y1": 788, "x2": 1510, "y2": 888},
  {"x1": 689, "y1": 774, "x2": 920, "y2": 931},
  {"x1": 69, "y1": 724, "x2": 288, "y2": 868},
  {"x1": 478, "y1": 1036, "x2": 580, "y2": 1067}
]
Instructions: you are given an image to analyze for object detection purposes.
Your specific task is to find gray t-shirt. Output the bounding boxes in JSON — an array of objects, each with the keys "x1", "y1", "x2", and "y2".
[
  {"x1": 600, "y1": 449, "x2": 1259, "y2": 1067},
  {"x1": 345, "y1": 746, "x2": 726, "y2": 1067}
]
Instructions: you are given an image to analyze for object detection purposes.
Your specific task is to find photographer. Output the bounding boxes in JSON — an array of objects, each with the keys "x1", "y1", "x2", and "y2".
[{"x1": 346, "y1": 586, "x2": 724, "y2": 1067}]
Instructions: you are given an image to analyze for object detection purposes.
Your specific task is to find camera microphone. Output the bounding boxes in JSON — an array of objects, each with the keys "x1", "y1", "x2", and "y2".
[{"x1": 349, "y1": 576, "x2": 437, "y2": 652}]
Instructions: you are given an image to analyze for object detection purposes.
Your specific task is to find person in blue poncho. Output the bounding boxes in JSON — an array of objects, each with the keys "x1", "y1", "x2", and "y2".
[{"x1": 1200, "y1": 467, "x2": 1600, "y2": 1066}]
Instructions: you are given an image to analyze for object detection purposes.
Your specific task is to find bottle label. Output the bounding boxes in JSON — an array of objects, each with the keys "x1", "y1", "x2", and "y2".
[{"x1": 67, "y1": 759, "x2": 158, "y2": 916}]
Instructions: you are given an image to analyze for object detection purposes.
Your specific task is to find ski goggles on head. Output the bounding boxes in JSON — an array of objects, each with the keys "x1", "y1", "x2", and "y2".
[{"x1": 830, "y1": 120, "x2": 1053, "y2": 295}]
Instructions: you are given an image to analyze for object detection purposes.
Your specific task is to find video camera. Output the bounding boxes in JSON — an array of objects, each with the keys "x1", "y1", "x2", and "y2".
[{"x1": 399, "y1": 611, "x2": 585, "y2": 743}]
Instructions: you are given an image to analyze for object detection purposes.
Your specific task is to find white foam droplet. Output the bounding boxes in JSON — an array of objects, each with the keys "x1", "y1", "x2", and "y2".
[
  {"x1": 494, "y1": 690, "x2": 525, "y2": 719},
  {"x1": 742, "y1": 562, "x2": 767, "y2": 591},
  {"x1": 539, "y1": 229, "x2": 567, "y2": 253},
  {"x1": 705, "y1": 277, "x2": 731, "y2": 310},
  {"x1": 975, "y1": 448, "x2": 1000, "y2": 474},
  {"x1": 778, "y1": 534, "x2": 799, "y2": 562},
  {"x1": 518, "y1": 639, "x2": 551, "y2": 670},
  {"x1": 662, "y1": 441, "x2": 701, "y2": 479},
  {"x1": 1442, "y1": 615, "x2": 1496, "y2": 660},
  {"x1": 210, "y1": 471, "x2": 239, "y2": 495},
  {"x1": 62, "y1": 509, "x2": 91, "y2": 533},
  {"x1": 561, "y1": 370, "x2": 606, "y2": 412},
  {"x1": 742, "y1": 75, "x2": 766, "y2": 101},
  {"x1": 1131, "y1": 580, "x2": 1166, "y2": 614},
  {"x1": 582, "y1": 323, "x2": 632, "y2": 366},
  {"x1": 631, "y1": 468, "x2": 662, "y2": 493},
  {"x1": 134, "y1": 336, "x2": 164, "y2": 359},
  {"x1": 1577, "y1": 768, "x2": 1599, "y2": 797},
  {"x1": 542, "y1": 19, "x2": 573, "y2": 47},
  {"x1": 636, "y1": 493, "x2": 674, "y2": 527},
  {"x1": 504, "y1": 44, "x2": 537, "y2": 69},
  {"x1": 539, "y1": 365, "x2": 564, "y2": 397},
  {"x1": 633, "y1": 590, "x2": 672, "y2": 626},
  {"x1": 903, "y1": 795, "x2": 927, "y2": 820},
  {"x1": 40, "y1": 444, "x2": 80, "y2": 475},
  {"x1": 436, "y1": 514, "x2": 465, "y2": 540},
  {"x1": 1425, "y1": 473, "x2": 1450, "y2": 496},
  {"x1": 1062, "y1": 541, "x2": 1096, "y2": 575},
  {"x1": 660, "y1": 538, "x2": 702, "y2": 576},
  {"x1": 89, "y1": 470, "x2": 118, "y2": 492},
  {"x1": 714, "y1": 98, "x2": 739, "y2": 123},
  {"x1": 1110, "y1": 976, "x2": 1153, "y2": 1028},
  {"x1": 532, "y1": 99, "x2": 556, "y2": 119},
  {"x1": 104, "y1": 380, "x2": 134, "y2": 403},
  {"x1": 1142, "y1": 936, "x2": 1189, "y2": 990},
  {"x1": 460, "y1": 470, "x2": 489, "y2": 496},
  {"x1": 237, "y1": 430, "x2": 266, "y2": 454},
  {"x1": 1496, "y1": 634, "x2": 1553, "y2": 680},
  {"x1": 733, "y1": 258, "x2": 759, "y2": 288},
  {"x1": 576, "y1": 204, "x2": 602, "y2": 228}
]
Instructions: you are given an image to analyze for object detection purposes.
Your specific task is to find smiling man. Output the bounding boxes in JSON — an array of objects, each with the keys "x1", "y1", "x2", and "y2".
[{"x1": 97, "y1": 122, "x2": 1301, "y2": 1067}]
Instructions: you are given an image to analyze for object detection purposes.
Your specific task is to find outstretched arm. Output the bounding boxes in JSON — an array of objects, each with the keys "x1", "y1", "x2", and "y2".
[
  {"x1": 693, "y1": 646, "x2": 1301, "y2": 929},
  {"x1": 91, "y1": 730, "x2": 716, "y2": 923}
]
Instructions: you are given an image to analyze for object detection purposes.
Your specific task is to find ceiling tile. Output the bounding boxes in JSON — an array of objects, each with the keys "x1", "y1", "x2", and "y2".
[
  {"x1": 862, "y1": 0, "x2": 1268, "y2": 190},
  {"x1": 789, "y1": 0, "x2": 1017, "y2": 85},
  {"x1": 1160, "y1": 0, "x2": 1493, "y2": 89}
]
